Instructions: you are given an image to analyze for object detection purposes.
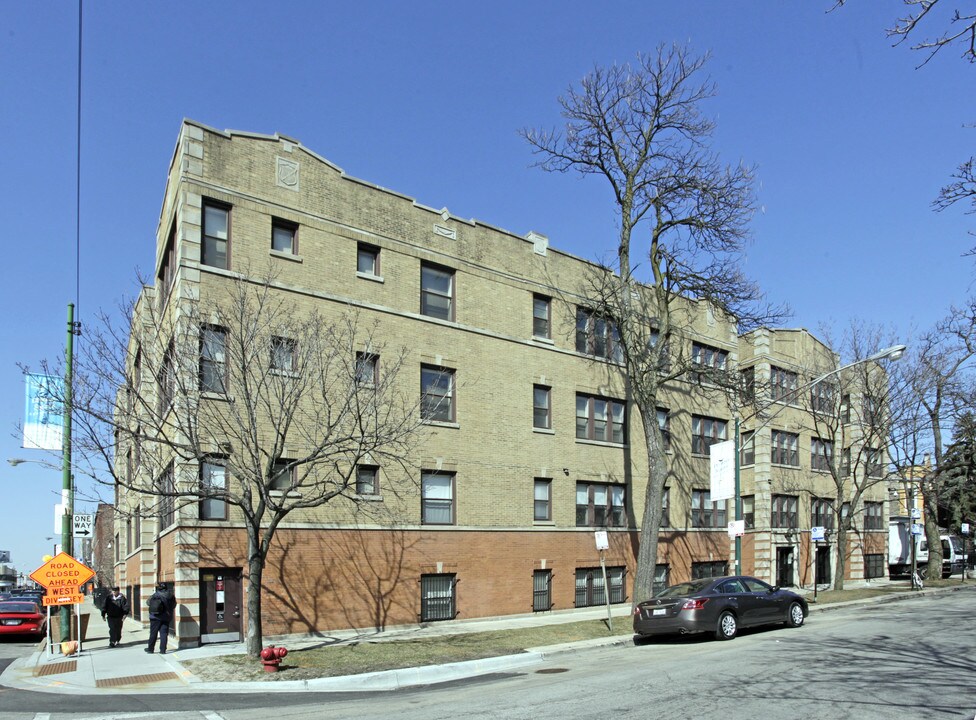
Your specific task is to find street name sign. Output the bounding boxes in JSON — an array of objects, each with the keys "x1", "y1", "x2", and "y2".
[{"x1": 43, "y1": 593, "x2": 83, "y2": 607}]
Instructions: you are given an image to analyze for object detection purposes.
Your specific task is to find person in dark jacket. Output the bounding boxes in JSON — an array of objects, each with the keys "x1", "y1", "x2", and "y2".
[
  {"x1": 101, "y1": 586, "x2": 129, "y2": 647},
  {"x1": 145, "y1": 582, "x2": 177, "y2": 654}
]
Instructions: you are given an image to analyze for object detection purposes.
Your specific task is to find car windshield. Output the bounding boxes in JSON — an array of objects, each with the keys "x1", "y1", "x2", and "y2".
[
  {"x1": 656, "y1": 581, "x2": 711, "y2": 598},
  {"x1": 0, "y1": 602, "x2": 39, "y2": 613}
]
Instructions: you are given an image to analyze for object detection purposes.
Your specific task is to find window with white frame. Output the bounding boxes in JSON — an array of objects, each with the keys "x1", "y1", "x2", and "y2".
[
  {"x1": 692, "y1": 342, "x2": 728, "y2": 371},
  {"x1": 271, "y1": 218, "x2": 297, "y2": 254},
  {"x1": 811, "y1": 437, "x2": 833, "y2": 472},
  {"x1": 202, "y1": 201, "x2": 230, "y2": 269},
  {"x1": 421, "y1": 471, "x2": 454, "y2": 525},
  {"x1": 200, "y1": 325, "x2": 227, "y2": 394},
  {"x1": 576, "y1": 482, "x2": 626, "y2": 527},
  {"x1": 356, "y1": 465, "x2": 379, "y2": 496},
  {"x1": 421, "y1": 365, "x2": 455, "y2": 422},
  {"x1": 533, "y1": 385, "x2": 551, "y2": 430},
  {"x1": 533, "y1": 479, "x2": 551, "y2": 521},
  {"x1": 771, "y1": 494, "x2": 798, "y2": 528},
  {"x1": 271, "y1": 336, "x2": 297, "y2": 372},
  {"x1": 657, "y1": 407, "x2": 671, "y2": 451},
  {"x1": 575, "y1": 307, "x2": 623, "y2": 362},
  {"x1": 864, "y1": 501, "x2": 884, "y2": 530},
  {"x1": 742, "y1": 494, "x2": 755, "y2": 529},
  {"x1": 420, "y1": 263, "x2": 454, "y2": 320},
  {"x1": 200, "y1": 458, "x2": 227, "y2": 520},
  {"x1": 357, "y1": 243, "x2": 380, "y2": 276},
  {"x1": 355, "y1": 352, "x2": 378, "y2": 387},
  {"x1": 532, "y1": 294, "x2": 551, "y2": 339},
  {"x1": 740, "y1": 430, "x2": 755, "y2": 465},
  {"x1": 811, "y1": 497, "x2": 835, "y2": 529}
]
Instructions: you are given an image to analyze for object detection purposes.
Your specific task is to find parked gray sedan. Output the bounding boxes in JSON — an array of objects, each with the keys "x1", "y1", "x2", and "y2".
[{"x1": 633, "y1": 575, "x2": 808, "y2": 641}]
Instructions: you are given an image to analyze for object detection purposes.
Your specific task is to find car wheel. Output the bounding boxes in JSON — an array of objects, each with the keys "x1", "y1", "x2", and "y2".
[
  {"x1": 786, "y1": 602, "x2": 804, "y2": 628},
  {"x1": 715, "y1": 611, "x2": 737, "y2": 640}
]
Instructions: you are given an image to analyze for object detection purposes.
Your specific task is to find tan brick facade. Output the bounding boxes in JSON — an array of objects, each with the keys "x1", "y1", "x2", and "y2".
[{"x1": 114, "y1": 121, "x2": 889, "y2": 647}]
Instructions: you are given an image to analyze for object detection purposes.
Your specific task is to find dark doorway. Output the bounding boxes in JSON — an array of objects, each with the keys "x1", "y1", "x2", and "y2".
[
  {"x1": 815, "y1": 546, "x2": 832, "y2": 586},
  {"x1": 199, "y1": 568, "x2": 242, "y2": 643},
  {"x1": 776, "y1": 546, "x2": 794, "y2": 587}
]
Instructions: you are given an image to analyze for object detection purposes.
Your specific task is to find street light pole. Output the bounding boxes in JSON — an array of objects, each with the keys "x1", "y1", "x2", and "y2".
[
  {"x1": 60, "y1": 303, "x2": 78, "y2": 643},
  {"x1": 732, "y1": 344, "x2": 906, "y2": 577}
]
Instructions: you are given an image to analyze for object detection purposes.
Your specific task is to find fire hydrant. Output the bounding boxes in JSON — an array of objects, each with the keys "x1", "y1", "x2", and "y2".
[{"x1": 260, "y1": 645, "x2": 288, "y2": 672}]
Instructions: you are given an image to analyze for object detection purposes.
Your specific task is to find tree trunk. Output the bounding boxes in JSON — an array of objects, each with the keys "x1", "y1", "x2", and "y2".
[
  {"x1": 923, "y1": 490, "x2": 943, "y2": 579},
  {"x1": 633, "y1": 407, "x2": 668, "y2": 606},
  {"x1": 834, "y1": 524, "x2": 847, "y2": 591},
  {"x1": 244, "y1": 532, "x2": 265, "y2": 658}
]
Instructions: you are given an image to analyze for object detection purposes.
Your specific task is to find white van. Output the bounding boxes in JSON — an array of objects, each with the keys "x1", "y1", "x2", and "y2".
[{"x1": 917, "y1": 534, "x2": 965, "y2": 578}]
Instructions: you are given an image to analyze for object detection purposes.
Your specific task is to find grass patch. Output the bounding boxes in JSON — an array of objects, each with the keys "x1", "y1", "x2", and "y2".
[{"x1": 183, "y1": 619, "x2": 631, "y2": 682}]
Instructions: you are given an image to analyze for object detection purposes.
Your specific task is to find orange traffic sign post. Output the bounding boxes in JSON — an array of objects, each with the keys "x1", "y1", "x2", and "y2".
[{"x1": 29, "y1": 552, "x2": 94, "y2": 655}]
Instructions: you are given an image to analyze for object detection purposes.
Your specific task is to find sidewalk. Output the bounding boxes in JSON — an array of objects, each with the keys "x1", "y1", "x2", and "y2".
[{"x1": 2, "y1": 584, "x2": 972, "y2": 695}]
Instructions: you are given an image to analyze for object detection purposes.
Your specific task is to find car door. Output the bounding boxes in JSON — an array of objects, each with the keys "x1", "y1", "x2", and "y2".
[
  {"x1": 714, "y1": 578, "x2": 755, "y2": 625},
  {"x1": 741, "y1": 577, "x2": 781, "y2": 624}
]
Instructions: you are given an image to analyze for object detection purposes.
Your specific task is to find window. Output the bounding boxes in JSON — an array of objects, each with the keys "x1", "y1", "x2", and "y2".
[
  {"x1": 157, "y1": 223, "x2": 176, "y2": 309},
  {"x1": 421, "y1": 471, "x2": 454, "y2": 525},
  {"x1": 200, "y1": 326, "x2": 227, "y2": 394},
  {"x1": 133, "y1": 507, "x2": 141, "y2": 548},
  {"x1": 125, "y1": 515, "x2": 131, "y2": 555},
  {"x1": 657, "y1": 408, "x2": 671, "y2": 451},
  {"x1": 864, "y1": 501, "x2": 884, "y2": 530},
  {"x1": 771, "y1": 430, "x2": 800, "y2": 466},
  {"x1": 863, "y1": 397, "x2": 881, "y2": 426},
  {"x1": 532, "y1": 294, "x2": 551, "y2": 339},
  {"x1": 158, "y1": 463, "x2": 175, "y2": 529},
  {"x1": 811, "y1": 382, "x2": 834, "y2": 413},
  {"x1": 533, "y1": 479, "x2": 551, "y2": 521},
  {"x1": 576, "y1": 394, "x2": 626, "y2": 444},
  {"x1": 691, "y1": 489, "x2": 727, "y2": 528},
  {"x1": 575, "y1": 307, "x2": 623, "y2": 362},
  {"x1": 864, "y1": 554, "x2": 885, "y2": 579},
  {"x1": 420, "y1": 263, "x2": 454, "y2": 320},
  {"x1": 202, "y1": 201, "x2": 229, "y2": 269},
  {"x1": 771, "y1": 494, "x2": 798, "y2": 529},
  {"x1": 661, "y1": 487, "x2": 670, "y2": 527},
  {"x1": 653, "y1": 564, "x2": 669, "y2": 595},
  {"x1": 357, "y1": 243, "x2": 379, "y2": 276},
  {"x1": 842, "y1": 447, "x2": 852, "y2": 476},
  {"x1": 533, "y1": 385, "x2": 551, "y2": 430},
  {"x1": 271, "y1": 218, "x2": 297, "y2": 254},
  {"x1": 692, "y1": 342, "x2": 728, "y2": 371},
  {"x1": 271, "y1": 336, "x2": 297, "y2": 372},
  {"x1": 691, "y1": 415, "x2": 727, "y2": 456},
  {"x1": 575, "y1": 566, "x2": 625, "y2": 607},
  {"x1": 866, "y1": 448, "x2": 884, "y2": 478},
  {"x1": 691, "y1": 561, "x2": 728, "y2": 579},
  {"x1": 740, "y1": 431, "x2": 755, "y2": 465},
  {"x1": 420, "y1": 574, "x2": 456, "y2": 622},
  {"x1": 841, "y1": 394, "x2": 851, "y2": 423},
  {"x1": 740, "y1": 367, "x2": 755, "y2": 403},
  {"x1": 355, "y1": 465, "x2": 379, "y2": 496},
  {"x1": 157, "y1": 344, "x2": 175, "y2": 418},
  {"x1": 742, "y1": 495, "x2": 755, "y2": 529},
  {"x1": 200, "y1": 458, "x2": 227, "y2": 520},
  {"x1": 421, "y1": 365, "x2": 455, "y2": 422},
  {"x1": 811, "y1": 497, "x2": 835, "y2": 529},
  {"x1": 270, "y1": 460, "x2": 295, "y2": 492},
  {"x1": 533, "y1": 569, "x2": 552, "y2": 612},
  {"x1": 355, "y1": 352, "x2": 378, "y2": 387},
  {"x1": 811, "y1": 437, "x2": 833, "y2": 472},
  {"x1": 576, "y1": 482, "x2": 626, "y2": 527},
  {"x1": 770, "y1": 366, "x2": 798, "y2": 402}
]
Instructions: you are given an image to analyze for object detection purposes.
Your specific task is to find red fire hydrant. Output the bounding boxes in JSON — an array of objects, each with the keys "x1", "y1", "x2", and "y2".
[{"x1": 259, "y1": 645, "x2": 288, "y2": 672}]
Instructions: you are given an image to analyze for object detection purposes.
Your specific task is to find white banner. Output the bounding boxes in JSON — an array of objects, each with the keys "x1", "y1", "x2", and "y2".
[
  {"x1": 709, "y1": 440, "x2": 736, "y2": 501},
  {"x1": 23, "y1": 373, "x2": 64, "y2": 450}
]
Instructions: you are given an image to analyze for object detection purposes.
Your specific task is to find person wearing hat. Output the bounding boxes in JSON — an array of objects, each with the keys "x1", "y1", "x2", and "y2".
[
  {"x1": 101, "y1": 586, "x2": 129, "y2": 648},
  {"x1": 145, "y1": 582, "x2": 177, "y2": 654}
]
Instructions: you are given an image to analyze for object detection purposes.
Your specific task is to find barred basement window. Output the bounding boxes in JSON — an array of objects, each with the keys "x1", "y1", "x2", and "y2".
[
  {"x1": 691, "y1": 561, "x2": 727, "y2": 579},
  {"x1": 533, "y1": 569, "x2": 552, "y2": 612},
  {"x1": 420, "y1": 574, "x2": 456, "y2": 622},
  {"x1": 575, "y1": 566, "x2": 625, "y2": 607},
  {"x1": 864, "y1": 554, "x2": 885, "y2": 579}
]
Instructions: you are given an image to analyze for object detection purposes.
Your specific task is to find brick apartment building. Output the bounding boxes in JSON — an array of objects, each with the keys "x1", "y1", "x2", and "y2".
[{"x1": 112, "y1": 120, "x2": 889, "y2": 647}]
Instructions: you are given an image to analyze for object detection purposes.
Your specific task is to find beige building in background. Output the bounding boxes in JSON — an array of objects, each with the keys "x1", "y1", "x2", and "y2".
[{"x1": 113, "y1": 120, "x2": 890, "y2": 647}]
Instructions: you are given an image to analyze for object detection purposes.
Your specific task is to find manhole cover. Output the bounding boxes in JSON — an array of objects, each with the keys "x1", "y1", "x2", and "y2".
[{"x1": 535, "y1": 668, "x2": 570, "y2": 674}]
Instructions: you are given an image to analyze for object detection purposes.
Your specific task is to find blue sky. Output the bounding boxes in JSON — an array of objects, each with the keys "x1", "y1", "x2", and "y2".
[{"x1": 1, "y1": 1, "x2": 973, "y2": 576}]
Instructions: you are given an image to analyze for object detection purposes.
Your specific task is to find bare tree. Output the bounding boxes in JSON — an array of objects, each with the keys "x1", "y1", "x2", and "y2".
[
  {"x1": 521, "y1": 45, "x2": 786, "y2": 604},
  {"x1": 43, "y1": 272, "x2": 426, "y2": 656}
]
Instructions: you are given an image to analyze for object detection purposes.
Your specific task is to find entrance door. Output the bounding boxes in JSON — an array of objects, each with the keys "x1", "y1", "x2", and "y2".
[
  {"x1": 776, "y1": 546, "x2": 794, "y2": 588},
  {"x1": 815, "y1": 546, "x2": 832, "y2": 586},
  {"x1": 200, "y1": 568, "x2": 242, "y2": 644}
]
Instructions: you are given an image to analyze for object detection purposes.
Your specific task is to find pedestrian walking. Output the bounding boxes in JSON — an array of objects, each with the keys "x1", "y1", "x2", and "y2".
[
  {"x1": 145, "y1": 581, "x2": 177, "y2": 654},
  {"x1": 101, "y1": 586, "x2": 129, "y2": 647}
]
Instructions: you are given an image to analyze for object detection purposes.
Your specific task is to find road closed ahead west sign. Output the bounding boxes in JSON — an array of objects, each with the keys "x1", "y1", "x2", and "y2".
[{"x1": 29, "y1": 552, "x2": 94, "y2": 591}]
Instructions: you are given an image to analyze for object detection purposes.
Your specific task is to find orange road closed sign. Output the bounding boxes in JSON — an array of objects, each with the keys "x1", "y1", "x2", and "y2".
[
  {"x1": 29, "y1": 552, "x2": 95, "y2": 590},
  {"x1": 43, "y1": 594, "x2": 83, "y2": 607}
]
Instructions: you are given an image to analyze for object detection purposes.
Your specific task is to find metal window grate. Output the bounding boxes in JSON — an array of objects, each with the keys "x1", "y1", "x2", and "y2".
[
  {"x1": 533, "y1": 570, "x2": 552, "y2": 612},
  {"x1": 420, "y1": 574, "x2": 456, "y2": 622}
]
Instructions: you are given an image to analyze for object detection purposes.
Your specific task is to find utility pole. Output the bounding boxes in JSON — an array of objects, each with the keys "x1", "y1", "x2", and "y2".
[{"x1": 59, "y1": 303, "x2": 78, "y2": 643}]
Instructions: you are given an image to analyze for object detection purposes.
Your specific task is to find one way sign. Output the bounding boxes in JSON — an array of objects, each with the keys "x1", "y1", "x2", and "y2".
[{"x1": 73, "y1": 514, "x2": 94, "y2": 538}]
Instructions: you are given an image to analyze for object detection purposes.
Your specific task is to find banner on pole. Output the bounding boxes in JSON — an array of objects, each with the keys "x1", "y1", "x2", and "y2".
[
  {"x1": 709, "y1": 440, "x2": 736, "y2": 501},
  {"x1": 23, "y1": 373, "x2": 64, "y2": 450}
]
